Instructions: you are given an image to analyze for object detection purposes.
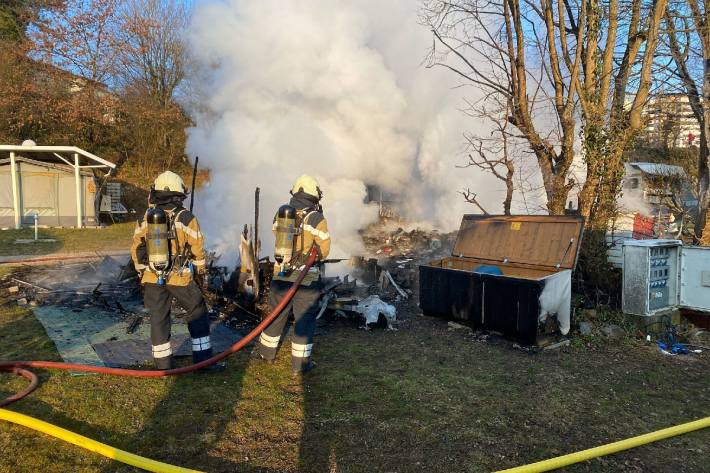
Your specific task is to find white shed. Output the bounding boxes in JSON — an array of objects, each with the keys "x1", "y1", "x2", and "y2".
[
  {"x1": 0, "y1": 145, "x2": 115, "y2": 229},
  {"x1": 606, "y1": 162, "x2": 693, "y2": 268}
]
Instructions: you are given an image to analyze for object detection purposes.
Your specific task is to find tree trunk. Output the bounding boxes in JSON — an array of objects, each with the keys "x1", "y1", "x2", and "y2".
[
  {"x1": 534, "y1": 146, "x2": 571, "y2": 214},
  {"x1": 503, "y1": 162, "x2": 514, "y2": 215},
  {"x1": 699, "y1": 209, "x2": 710, "y2": 245},
  {"x1": 578, "y1": 174, "x2": 598, "y2": 219},
  {"x1": 696, "y1": 135, "x2": 710, "y2": 243},
  {"x1": 548, "y1": 177, "x2": 569, "y2": 214},
  {"x1": 696, "y1": 52, "x2": 710, "y2": 243},
  {"x1": 578, "y1": 122, "x2": 606, "y2": 226},
  {"x1": 588, "y1": 148, "x2": 626, "y2": 230},
  {"x1": 581, "y1": 164, "x2": 626, "y2": 230}
]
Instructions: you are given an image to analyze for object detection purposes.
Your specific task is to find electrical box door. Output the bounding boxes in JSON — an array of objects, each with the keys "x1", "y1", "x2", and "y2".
[{"x1": 679, "y1": 246, "x2": 710, "y2": 311}]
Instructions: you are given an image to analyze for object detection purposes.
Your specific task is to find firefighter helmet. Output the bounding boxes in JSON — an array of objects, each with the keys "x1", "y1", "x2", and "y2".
[
  {"x1": 154, "y1": 171, "x2": 186, "y2": 193},
  {"x1": 291, "y1": 174, "x2": 322, "y2": 199}
]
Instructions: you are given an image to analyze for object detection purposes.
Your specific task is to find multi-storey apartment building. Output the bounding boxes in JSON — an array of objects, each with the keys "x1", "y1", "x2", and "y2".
[{"x1": 644, "y1": 93, "x2": 701, "y2": 148}]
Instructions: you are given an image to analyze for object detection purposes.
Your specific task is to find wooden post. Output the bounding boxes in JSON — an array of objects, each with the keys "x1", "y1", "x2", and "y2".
[
  {"x1": 10, "y1": 151, "x2": 20, "y2": 229},
  {"x1": 74, "y1": 153, "x2": 82, "y2": 228}
]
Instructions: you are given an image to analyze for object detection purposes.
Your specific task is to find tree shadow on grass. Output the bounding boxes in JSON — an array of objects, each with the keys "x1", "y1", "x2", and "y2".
[
  {"x1": 0, "y1": 300, "x2": 280, "y2": 471},
  {"x1": 94, "y1": 352, "x2": 286, "y2": 473},
  {"x1": 1, "y1": 360, "x2": 262, "y2": 473},
  {"x1": 297, "y1": 319, "x2": 366, "y2": 473}
]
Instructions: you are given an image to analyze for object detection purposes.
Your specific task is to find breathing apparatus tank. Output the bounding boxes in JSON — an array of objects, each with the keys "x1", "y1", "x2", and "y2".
[
  {"x1": 274, "y1": 204, "x2": 299, "y2": 274},
  {"x1": 146, "y1": 207, "x2": 171, "y2": 285}
]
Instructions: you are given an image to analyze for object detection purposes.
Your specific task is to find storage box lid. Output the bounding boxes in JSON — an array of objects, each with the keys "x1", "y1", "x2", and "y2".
[{"x1": 452, "y1": 215, "x2": 585, "y2": 270}]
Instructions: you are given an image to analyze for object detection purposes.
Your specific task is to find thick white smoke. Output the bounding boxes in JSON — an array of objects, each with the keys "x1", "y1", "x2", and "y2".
[{"x1": 185, "y1": 0, "x2": 505, "y2": 263}]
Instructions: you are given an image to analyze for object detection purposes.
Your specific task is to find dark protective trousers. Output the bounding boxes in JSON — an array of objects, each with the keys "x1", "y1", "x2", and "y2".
[
  {"x1": 143, "y1": 281, "x2": 212, "y2": 369},
  {"x1": 257, "y1": 279, "x2": 323, "y2": 371}
]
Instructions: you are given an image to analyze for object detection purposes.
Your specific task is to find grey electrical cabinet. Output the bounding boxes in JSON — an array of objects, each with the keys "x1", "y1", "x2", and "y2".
[{"x1": 622, "y1": 239, "x2": 710, "y2": 316}]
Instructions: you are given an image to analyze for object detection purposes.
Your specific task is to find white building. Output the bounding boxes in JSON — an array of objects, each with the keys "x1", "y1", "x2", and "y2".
[
  {"x1": 0, "y1": 144, "x2": 116, "y2": 229},
  {"x1": 607, "y1": 162, "x2": 695, "y2": 268},
  {"x1": 644, "y1": 94, "x2": 701, "y2": 148}
]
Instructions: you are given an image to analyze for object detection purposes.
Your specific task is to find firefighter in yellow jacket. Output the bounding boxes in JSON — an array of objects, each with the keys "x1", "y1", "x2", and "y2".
[
  {"x1": 131, "y1": 171, "x2": 223, "y2": 373},
  {"x1": 255, "y1": 175, "x2": 330, "y2": 374}
]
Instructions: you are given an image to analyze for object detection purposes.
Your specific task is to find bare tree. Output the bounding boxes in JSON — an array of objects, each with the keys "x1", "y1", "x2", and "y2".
[
  {"x1": 111, "y1": 0, "x2": 191, "y2": 175},
  {"x1": 458, "y1": 98, "x2": 517, "y2": 214},
  {"x1": 663, "y1": 1, "x2": 710, "y2": 243},
  {"x1": 575, "y1": 0, "x2": 669, "y2": 230},
  {"x1": 31, "y1": 0, "x2": 123, "y2": 84},
  {"x1": 423, "y1": 0, "x2": 579, "y2": 215},
  {"x1": 26, "y1": 0, "x2": 125, "y2": 148},
  {"x1": 118, "y1": 0, "x2": 188, "y2": 108},
  {"x1": 423, "y1": 0, "x2": 669, "y2": 230}
]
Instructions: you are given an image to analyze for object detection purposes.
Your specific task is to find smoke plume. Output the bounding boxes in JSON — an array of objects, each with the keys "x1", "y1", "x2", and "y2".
[{"x1": 185, "y1": 0, "x2": 503, "y2": 263}]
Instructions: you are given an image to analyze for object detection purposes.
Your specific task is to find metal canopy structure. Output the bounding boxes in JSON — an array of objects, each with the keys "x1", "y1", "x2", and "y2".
[{"x1": 0, "y1": 145, "x2": 116, "y2": 229}]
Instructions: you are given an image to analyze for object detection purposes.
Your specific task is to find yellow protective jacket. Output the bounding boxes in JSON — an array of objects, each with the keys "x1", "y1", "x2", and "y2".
[
  {"x1": 297, "y1": 210, "x2": 331, "y2": 260},
  {"x1": 130, "y1": 206, "x2": 206, "y2": 286},
  {"x1": 272, "y1": 207, "x2": 330, "y2": 283}
]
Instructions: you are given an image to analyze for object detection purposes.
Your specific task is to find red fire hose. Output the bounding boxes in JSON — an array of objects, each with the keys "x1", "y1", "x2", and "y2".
[{"x1": 0, "y1": 247, "x2": 319, "y2": 407}]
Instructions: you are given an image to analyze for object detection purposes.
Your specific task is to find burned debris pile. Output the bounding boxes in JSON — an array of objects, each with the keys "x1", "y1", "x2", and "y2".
[
  {"x1": 2, "y1": 256, "x2": 143, "y2": 326},
  {"x1": 220, "y1": 222, "x2": 456, "y2": 331},
  {"x1": 309, "y1": 224, "x2": 457, "y2": 329},
  {"x1": 362, "y1": 224, "x2": 455, "y2": 259},
  {"x1": 361, "y1": 223, "x2": 455, "y2": 296},
  {"x1": 0, "y1": 222, "x2": 457, "y2": 356},
  {"x1": 2, "y1": 255, "x2": 242, "y2": 367}
]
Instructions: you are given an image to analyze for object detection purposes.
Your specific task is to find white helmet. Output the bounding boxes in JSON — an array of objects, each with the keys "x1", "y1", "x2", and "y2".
[
  {"x1": 154, "y1": 171, "x2": 186, "y2": 193},
  {"x1": 291, "y1": 174, "x2": 322, "y2": 199}
]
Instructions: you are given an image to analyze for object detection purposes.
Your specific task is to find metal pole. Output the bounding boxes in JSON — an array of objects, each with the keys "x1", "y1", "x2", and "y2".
[
  {"x1": 254, "y1": 187, "x2": 260, "y2": 260},
  {"x1": 379, "y1": 187, "x2": 383, "y2": 217},
  {"x1": 34, "y1": 214, "x2": 38, "y2": 241},
  {"x1": 189, "y1": 156, "x2": 199, "y2": 213},
  {"x1": 74, "y1": 153, "x2": 82, "y2": 228},
  {"x1": 10, "y1": 152, "x2": 20, "y2": 229}
]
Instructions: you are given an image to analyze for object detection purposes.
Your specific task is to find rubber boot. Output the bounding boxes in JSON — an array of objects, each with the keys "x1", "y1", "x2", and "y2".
[
  {"x1": 292, "y1": 359, "x2": 315, "y2": 376},
  {"x1": 154, "y1": 355, "x2": 173, "y2": 370},
  {"x1": 193, "y1": 348, "x2": 225, "y2": 374},
  {"x1": 251, "y1": 349, "x2": 276, "y2": 364}
]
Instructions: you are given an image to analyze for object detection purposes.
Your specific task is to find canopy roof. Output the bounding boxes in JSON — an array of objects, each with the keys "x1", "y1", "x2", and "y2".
[
  {"x1": 1, "y1": 144, "x2": 115, "y2": 229},
  {"x1": 628, "y1": 162, "x2": 685, "y2": 177},
  {"x1": 0, "y1": 145, "x2": 115, "y2": 169}
]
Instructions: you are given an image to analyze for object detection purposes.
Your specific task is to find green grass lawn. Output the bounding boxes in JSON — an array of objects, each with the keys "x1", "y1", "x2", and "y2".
[
  {"x1": 1, "y1": 271, "x2": 709, "y2": 472},
  {"x1": 0, "y1": 223, "x2": 135, "y2": 257}
]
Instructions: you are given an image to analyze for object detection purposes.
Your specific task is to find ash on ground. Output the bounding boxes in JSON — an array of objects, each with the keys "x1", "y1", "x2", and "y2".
[
  {"x1": 1, "y1": 253, "x2": 242, "y2": 335},
  {"x1": 2, "y1": 256, "x2": 143, "y2": 323}
]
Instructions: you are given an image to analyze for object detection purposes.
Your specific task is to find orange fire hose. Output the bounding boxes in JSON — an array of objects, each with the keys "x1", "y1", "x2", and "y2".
[{"x1": 0, "y1": 246, "x2": 318, "y2": 406}]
